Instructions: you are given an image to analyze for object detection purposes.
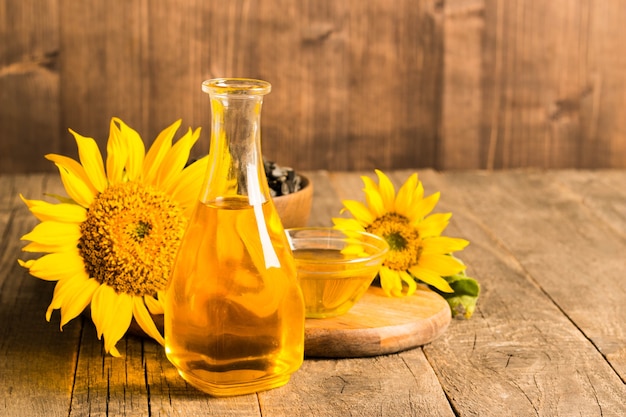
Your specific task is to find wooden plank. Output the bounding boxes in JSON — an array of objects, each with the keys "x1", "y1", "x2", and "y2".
[
  {"x1": 539, "y1": 170, "x2": 626, "y2": 378},
  {"x1": 259, "y1": 352, "x2": 455, "y2": 417},
  {"x1": 345, "y1": 0, "x2": 442, "y2": 171},
  {"x1": 414, "y1": 169, "x2": 626, "y2": 415},
  {"x1": 0, "y1": 175, "x2": 79, "y2": 417},
  {"x1": 440, "y1": 0, "x2": 485, "y2": 169},
  {"x1": 69, "y1": 327, "x2": 151, "y2": 416},
  {"x1": 0, "y1": 0, "x2": 61, "y2": 174},
  {"x1": 58, "y1": 0, "x2": 150, "y2": 157},
  {"x1": 480, "y1": 0, "x2": 626, "y2": 169},
  {"x1": 580, "y1": 1, "x2": 626, "y2": 169},
  {"x1": 547, "y1": 170, "x2": 626, "y2": 237},
  {"x1": 143, "y1": 0, "x2": 210, "y2": 161}
]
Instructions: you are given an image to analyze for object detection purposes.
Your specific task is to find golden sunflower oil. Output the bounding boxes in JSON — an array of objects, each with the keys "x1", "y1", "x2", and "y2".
[
  {"x1": 293, "y1": 248, "x2": 381, "y2": 318},
  {"x1": 165, "y1": 197, "x2": 304, "y2": 396},
  {"x1": 164, "y1": 78, "x2": 305, "y2": 396}
]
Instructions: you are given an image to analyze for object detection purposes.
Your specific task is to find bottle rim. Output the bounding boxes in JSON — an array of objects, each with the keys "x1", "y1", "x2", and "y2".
[{"x1": 202, "y1": 78, "x2": 271, "y2": 96}]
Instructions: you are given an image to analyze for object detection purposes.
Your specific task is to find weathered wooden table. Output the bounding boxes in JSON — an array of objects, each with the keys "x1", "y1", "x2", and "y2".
[{"x1": 1, "y1": 170, "x2": 625, "y2": 416}]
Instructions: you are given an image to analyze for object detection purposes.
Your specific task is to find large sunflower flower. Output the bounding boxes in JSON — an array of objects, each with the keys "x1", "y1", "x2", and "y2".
[
  {"x1": 18, "y1": 117, "x2": 207, "y2": 356},
  {"x1": 332, "y1": 170, "x2": 469, "y2": 298}
]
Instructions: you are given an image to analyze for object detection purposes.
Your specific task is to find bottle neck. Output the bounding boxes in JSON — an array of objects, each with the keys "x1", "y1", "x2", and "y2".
[{"x1": 200, "y1": 79, "x2": 272, "y2": 205}]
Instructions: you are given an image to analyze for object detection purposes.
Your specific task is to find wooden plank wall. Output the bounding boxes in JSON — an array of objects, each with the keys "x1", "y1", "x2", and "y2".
[{"x1": 1, "y1": 0, "x2": 625, "y2": 174}]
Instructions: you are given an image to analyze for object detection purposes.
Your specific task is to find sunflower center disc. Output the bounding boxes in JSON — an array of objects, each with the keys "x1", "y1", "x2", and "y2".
[
  {"x1": 367, "y1": 213, "x2": 421, "y2": 271},
  {"x1": 78, "y1": 181, "x2": 187, "y2": 296}
]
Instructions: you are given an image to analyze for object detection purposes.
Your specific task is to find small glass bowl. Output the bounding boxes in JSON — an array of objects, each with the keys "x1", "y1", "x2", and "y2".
[{"x1": 286, "y1": 227, "x2": 389, "y2": 318}]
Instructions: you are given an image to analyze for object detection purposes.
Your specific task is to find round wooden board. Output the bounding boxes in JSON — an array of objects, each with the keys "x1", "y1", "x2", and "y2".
[{"x1": 304, "y1": 286, "x2": 451, "y2": 358}]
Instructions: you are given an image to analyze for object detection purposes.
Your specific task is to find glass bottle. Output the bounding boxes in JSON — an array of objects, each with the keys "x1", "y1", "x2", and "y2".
[{"x1": 164, "y1": 78, "x2": 305, "y2": 397}]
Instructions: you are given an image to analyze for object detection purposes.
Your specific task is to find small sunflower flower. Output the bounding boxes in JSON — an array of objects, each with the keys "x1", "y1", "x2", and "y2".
[
  {"x1": 332, "y1": 170, "x2": 471, "y2": 300},
  {"x1": 19, "y1": 118, "x2": 208, "y2": 356}
]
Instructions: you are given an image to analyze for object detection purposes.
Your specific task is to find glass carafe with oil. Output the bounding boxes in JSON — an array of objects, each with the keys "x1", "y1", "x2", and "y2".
[{"x1": 164, "y1": 78, "x2": 305, "y2": 397}]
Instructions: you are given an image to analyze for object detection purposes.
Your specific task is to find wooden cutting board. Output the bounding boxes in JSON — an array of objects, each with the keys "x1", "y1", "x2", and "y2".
[{"x1": 304, "y1": 286, "x2": 451, "y2": 358}]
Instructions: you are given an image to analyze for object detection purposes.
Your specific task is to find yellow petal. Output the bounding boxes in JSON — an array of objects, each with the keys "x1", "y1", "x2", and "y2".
[
  {"x1": 375, "y1": 169, "x2": 396, "y2": 212},
  {"x1": 114, "y1": 117, "x2": 145, "y2": 181},
  {"x1": 90, "y1": 284, "x2": 113, "y2": 338},
  {"x1": 17, "y1": 259, "x2": 33, "y2": 268},
  {"x1": 70, "y1": 129, "x2": 107, "y2": 192},
  {"x1": 395, "y1": 173, "x2": 418, "y2": 217},
  {"x1": 21, "y1": 241, "x2": 77, "y2": 253},
  {"x1": 341, "y1": 242, "x2": 368, "y2": 258},
  {"x1": 341, "y1": 200, "x2": 376, "y2": 226},
  {"x1": 379, "y1": 266, "x2": 404, "y2": 297},
  {"x1": 20, "y1": 194, "x2": 86, "y2": 223},
  {"x1": 45, "y1": 153, "x2": 97, "y2": 195},
  {"x1": 413, "y1": 212, "x2": 451, "y2": 238},
  {"x1": 90, "y1": 284, "x2": 134, "y2": 356},
  {"x1": 59, "y1": 276, "x2": 100, "y2": 329},
  {"x1": 21, "y1": 221, "x2": 81, "y2": 246},
  {"x1": 409, "y1": 266, "x2": 453, "y2": 293},
  {"x1": 103, "y1": 296, "x2": 134, "y2": 356},
  {"x1": 18, "y1": 250, "x2": 84, "y2": 281},
  {"x1": 159, "y1": 127, "x2": 202, "y2": 190},
  {"x1": 168, "y1": 155, "x2": 208, "y2": 213},
  {"x1": 408, "y1": 192, "x2": 440, "y2": 221},
  {"x1": 47, "y1": 158, "x2": 96, "y2": 207},
  {"x1": 46, "y1": 273, "x2": 87, "y2": 321},
  {"x1": 332, "y1": 217, "x2": 365, "y2": 232},
  {"x1": 421, "y1": 236, "x2": 469, "y2": 255},
  {"x1": 414, "y1": 180, "x2": 425, "y2": 201},
  {"x1": 133, "y1": 298, "x2": 165, "y2": 345},
  {"x1": 106, "y1": 118, "x2": 127, "y2": 184},
  {"x1": 144, "y1": 294, "x2": 164, "y2": 315},
  {"x1": 361, "y1": 176, "x2": 386, "y2": 218},
  {"x1": 143, "y1": 119, "x2": 182, "y2": 185},
  {"x1": 399, "y1": 270, "x2": 417, "y2": 296},
  {"x1": 419, "y1": 253, "x2": 467, "y2": 276}
]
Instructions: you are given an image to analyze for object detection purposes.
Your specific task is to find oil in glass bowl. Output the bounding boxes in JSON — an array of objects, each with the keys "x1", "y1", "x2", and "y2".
[{"x1": 286, "y1": 228, "x2": 389, "y2": 318}]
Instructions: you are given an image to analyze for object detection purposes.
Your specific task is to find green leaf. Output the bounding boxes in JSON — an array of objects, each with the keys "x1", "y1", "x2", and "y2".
[{"x1": 430, "y1": 272, "x2": 480, "y2": 319}]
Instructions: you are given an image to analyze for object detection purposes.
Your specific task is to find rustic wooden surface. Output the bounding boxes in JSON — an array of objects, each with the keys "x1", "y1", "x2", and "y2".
[
  {"x1": 3, "y1": 0, "x2": 626, "y2": 173},
  {"x1": 305, "y1": 286, "x2": 451, "y2": 358},
  {"x1": 1, "y1": 169, "x2": 625, "y2": 416}
]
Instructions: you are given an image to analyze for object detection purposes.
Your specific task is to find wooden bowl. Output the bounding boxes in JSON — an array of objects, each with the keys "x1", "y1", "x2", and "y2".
[{"x1": 272, "y1": 174, "x2": 314, "y2": 228}]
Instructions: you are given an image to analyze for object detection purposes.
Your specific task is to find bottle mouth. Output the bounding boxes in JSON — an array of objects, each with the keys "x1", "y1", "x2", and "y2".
[{"x1": 202, "y1": 78, "x2": 271, "y2": 96}]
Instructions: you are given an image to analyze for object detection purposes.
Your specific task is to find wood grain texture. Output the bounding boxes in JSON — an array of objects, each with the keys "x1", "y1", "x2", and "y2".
[
  {"x1": 58, "y1": 0, "x2": 150, "y2": 154},
  {"x1": 414, "y1": 169, "x2": 626, "y2": 415},
  {"x1": 258, "y1": 352, "x2": 456, "y2": 417},
  {"x1": 9, "y1": 1, "x2": 626, "y2": 172},
  {"x1": 440, "y1": 0, "x2": 484, "y2": 169},
  {"x1": 0, "y1": 175, "x2": 78, "y2": 416},
  {"x1": 0, "y1": 0, "x2": 61, "y2": 173},
  {"x1": 305, "y1": 286, "x2": 451, "y2": 358},
  {"x1": 1, "y1": 170, "x2": 625, "y2": 416},
  {"x1": 475, "y1": 0, "x2": 626, "y2": 169}
]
